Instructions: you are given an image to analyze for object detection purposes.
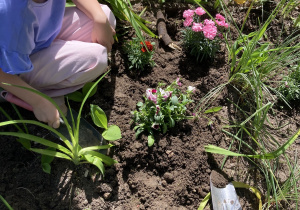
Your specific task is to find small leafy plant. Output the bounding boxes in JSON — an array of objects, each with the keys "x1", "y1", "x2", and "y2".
[
  {"x1": 277, "y1": 64, "x2": 300, "y2": 102},
  {"x1": 124, "y1": 38, "x2": 155, "y2": 70},
  {"x1": 132, "y1": 78, "x2": 195, "y2": 146},
  {"x1": 182, "y1": 7, "x2": 229, "y2": 62},
  {"x1": 0, "y1": 71, "x2": 122, "y2": 176}
]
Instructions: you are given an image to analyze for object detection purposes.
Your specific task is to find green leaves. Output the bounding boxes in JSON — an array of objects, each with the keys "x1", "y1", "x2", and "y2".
[
  {"x1": 102, "y1": 125, "x2": 122, "y2": 141},
  {"x1": 132, "y1": 79, "x2": 195, "y2": 146},
  {"x1": 148, "y1": 135, "x2": 155, "y2": 147},
  {"x1": 91, "y1": 104, "x2": 108, "y2": 129},
  {"x1": 90, "y1": 104, "x2": 122, "y2": 141},
  {"x1": 67, "y1": 82, "x2": 98, "y2": 102},
  {"x1": 205, "y1": 128, "x2": 300, "y2": 160}
]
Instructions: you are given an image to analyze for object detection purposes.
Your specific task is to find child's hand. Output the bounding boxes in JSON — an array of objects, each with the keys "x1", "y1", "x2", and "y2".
[
  {"x1": 32, "y1": 98, "x2": 60, "y2": 129},
  {"x1": 91, "y1": 16, "x2": 116, "y2": 52}
]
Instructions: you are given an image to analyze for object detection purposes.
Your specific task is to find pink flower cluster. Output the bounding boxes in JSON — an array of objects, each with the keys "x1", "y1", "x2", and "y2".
[
  {"x1": 146, "y1": 89, "x2": 157, "y2": 104},
  {"x1": 183, "y1": 7, "x2": 229, "y2": 40}
]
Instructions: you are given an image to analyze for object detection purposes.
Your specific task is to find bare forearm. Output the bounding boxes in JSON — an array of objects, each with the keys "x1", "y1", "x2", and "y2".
[
  {"x1": 72, "y1": 0, "x2": 107, "y2": 22},
  {"x1": 0, "y1": 68, "x2": 44, "y2": 107}
]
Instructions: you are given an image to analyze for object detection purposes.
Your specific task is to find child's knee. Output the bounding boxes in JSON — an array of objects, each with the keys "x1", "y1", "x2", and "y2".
[{"x1": 86, "y1": 44, "x2": 108, "y2": 79}]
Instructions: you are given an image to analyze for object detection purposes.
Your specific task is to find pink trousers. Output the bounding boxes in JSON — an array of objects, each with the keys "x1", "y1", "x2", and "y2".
[{"x1": 19, "y1": 5, "x2": 116, "y2": 106}]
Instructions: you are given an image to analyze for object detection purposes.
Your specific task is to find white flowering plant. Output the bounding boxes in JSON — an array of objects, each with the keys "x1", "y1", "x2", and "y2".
[
  {"x1": 182, "y1": 7, "x2": 229, "y2": 62},
  {"x1": 131, "y1": 78, "x2": 195, "y2": 146}
]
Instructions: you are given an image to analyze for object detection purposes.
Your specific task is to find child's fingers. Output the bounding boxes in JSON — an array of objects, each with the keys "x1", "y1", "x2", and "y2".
[{"x1": 50, "y1": 119, "x2": 60, "y2": 129}]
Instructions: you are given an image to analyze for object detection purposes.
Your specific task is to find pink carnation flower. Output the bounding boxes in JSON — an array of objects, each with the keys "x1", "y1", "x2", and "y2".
[
  {"x1": 215, "y1": 14, "x2": 225, "y2": 21},
  {"x1": 187, "y1": 86, "x2": 196, "y2": 93},
  {"x1": 146, "y1": 89, "x2": 157, "y2": 104},
  {"x1": 160, "y1": 88, "x2": 172, "y2": 100},
  {"x1": 183, "y1": 9, "x2": 194, "y2": 18},
  {"x1": 204, "y1": 19, "x2": 215, "y2": 26},
  {"x1": 192, "y1": 22, "x2": 203, "y2": 32},
  {"x1": 215, "y1": 14, "x2": 229, "y2": 28},
  {"x1": 176, "y1": 78, "x2": 182, "y2": 87},
  {"x1": 216, "y1": 20, "x2": 229, "y2": 28},
  {"x1": 195, "y1": 7, "x2": 206, "y2": 16},
  {"x1": 202, "y1": 24, "x2": 217, "y2": 40},
  {"x1": 183, "y1": 17, "x2": 193, "y2": 27},
  {"x1": 156, "y1": 105, "x2": 160, "y2": 114}
]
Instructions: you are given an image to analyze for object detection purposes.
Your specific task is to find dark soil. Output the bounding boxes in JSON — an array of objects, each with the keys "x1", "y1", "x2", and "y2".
[
  {"x1": 1, "y1": 1, "x2": 299, "y2": 210},
  {"x1": 210, "y1": 170, "x2": 230, "y2": 188}
]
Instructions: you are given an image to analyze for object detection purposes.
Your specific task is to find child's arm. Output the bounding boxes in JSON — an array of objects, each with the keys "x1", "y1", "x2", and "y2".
[
  {"x1": 0, "y1": 68, "x2": 60, "y2": 128},
  {"x1": 72, "y1": 0, "x2": 116, "y2": 52}
]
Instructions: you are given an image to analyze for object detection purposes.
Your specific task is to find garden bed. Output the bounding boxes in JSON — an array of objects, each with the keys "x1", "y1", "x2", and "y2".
[{"x1": 0, "y1": 0, "x2": 300, "y2": 209}]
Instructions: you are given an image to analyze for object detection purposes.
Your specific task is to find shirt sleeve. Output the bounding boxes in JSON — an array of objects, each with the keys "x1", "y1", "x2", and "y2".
[
  {"x1": 0, "y1": 47, "x2": 33, "y2": 74},
  {"x1": 0, "y1": 0, "x2": 35, "y2": 75}
]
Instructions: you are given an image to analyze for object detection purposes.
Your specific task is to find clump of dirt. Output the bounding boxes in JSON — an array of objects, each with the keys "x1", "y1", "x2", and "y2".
[{"x1": 210, "y1": 170, "x2": 230, "y2": 188}]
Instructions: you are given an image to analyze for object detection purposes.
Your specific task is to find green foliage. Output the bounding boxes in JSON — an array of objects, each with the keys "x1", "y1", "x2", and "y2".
[
  {"x1": 181, "y1": 8, "x2": 229, "y2": 62},
  {"x1": 0, "y1": 71, "x2": 121, "y2": 176},
  {"x1": 67, "y1": 82, "x2": 98, "y2": 102},
  {"x1": 0, "y1": 195, "x2": 13, "y2": 210},
  {"x1": 123, "y1": 38, "x2": 155, "y2": 71},
  {"x1": 132, "y1": 79, "x2": 195, "y2": 146},
  {"x1": 277, "y1": 64, "x2": 300, "y2": 102},
  {"x1": 182, "y1": 28, "x2": 221, "y2": 62}
]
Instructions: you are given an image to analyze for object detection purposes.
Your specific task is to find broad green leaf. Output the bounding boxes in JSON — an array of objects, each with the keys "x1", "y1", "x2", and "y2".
[
  {"x1": 79, "y1": 144, "x2": 114, "y2": 155},
  {"x1": 84, "y1": 154, "x2": 105, "y2": 175},
  {"x1": 171, "y1": 96, "x2": 179, "y2": 105},
  {"x1": 30, "y1": 148, "x2": 72, "y2": 160},
  {"x1": 66, "y1": 91, "x2": 84, "y2": 102},
  {"x1": 85, "y1": 151, "x2": 117, "y2": 166},
  {"x1": 137, "y1": 102, "x2": 143, "y2": 107},
  {"x1": 148, "y1": 135, "x2": 155, "y2": 147},
  {"x1": 90, "y1": 104, "x2": 108, "y2": 129},
  {"x1": 135, "y1": 127, "x2": 144, "y2": 139},
  {"x1": 204, "y1": 106, "x2": 223, "y2": 114},
  {"x1": 92, "y1": 157, "x2": 105, "y2": 175},
  {"x1": 41, "y1": 147, "x2": 56, "y2": 174},
  {"x1": 102, "y1": 125, "x2": 122, "y2": 141},
  {"x1": 163, "y1": 124, "x2": 168, "y2": 134},
  {"x1": 42, "y1": 163, "x2": 51, "y2": 174},
  {"x1": 17, "y1": 137, "x2": 31, "y2": 150},
  {"x1": 169, "y1": 117, "x2": 175, "y2": 127},
  {"x1": 82, "y1": 82, "x2": 98, "y2": 98}
]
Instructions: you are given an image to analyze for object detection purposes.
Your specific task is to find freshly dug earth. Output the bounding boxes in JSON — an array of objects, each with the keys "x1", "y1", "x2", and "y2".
[
  {"x1": 210, "y1": 170, "x2": 230, "y2": 188},
  {"x1": 0, "y1": 1, "x2": 299, "y2": 210}
]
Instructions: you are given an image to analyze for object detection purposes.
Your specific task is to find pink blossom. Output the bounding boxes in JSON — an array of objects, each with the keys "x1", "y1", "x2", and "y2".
[
  {"x1": 156, "y1": 105, "x2": 160, "y2": 114},
  {"x1": 285, "y1": 81, "x2": 289, "y2": 88},
  {"x1": 192, "y1": 22, "x2": 203, "y2": 32},
  {"x1": 187, "y1": 86, "x2": 196, "y2": 93},
  {"x1": 183, "y1": 9, "x2": 194, "y2": 18},
  {"x1": 195, "y1": 7, "x2": 206, "y2": 16},
  {"x1": 146, "y1": 89, "x2": 157, "y2": 104},
  {"x1": 215, "y1": 14, "x2": 225, "y2": 21},
  {"x1": 202, "y1": 24, "x2": 218, "y2": 40},
  {"x1": 216, "y1": 20, "x2": 229, "y2": 28},
  {"x1": 176, "y1": 78, "x2": 182, "y2": 87},
  {"x1": 160, "y1": 88, "x2": 172, "y2": 100},
  {"x1": 152, "y1": 123, "x2": 160, "y2": 130},
  {"x1": 204, "y1": 19, "x2": 215, "y2": 26},
  {"x1": 183, "y1": 17, "x2": 193, "y2": 27}
]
